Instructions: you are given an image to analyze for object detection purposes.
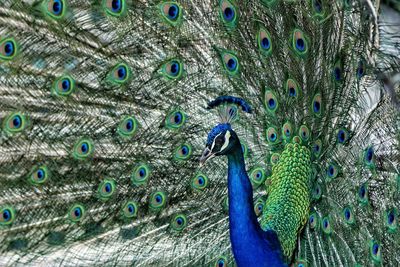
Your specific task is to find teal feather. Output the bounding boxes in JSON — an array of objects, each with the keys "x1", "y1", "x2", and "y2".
[{"x1": 0, "y1": 0, "x2": 399, "y2": 266}]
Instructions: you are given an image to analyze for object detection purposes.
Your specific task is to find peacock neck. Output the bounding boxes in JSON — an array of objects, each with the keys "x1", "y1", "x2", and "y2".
[
  {"x1": 227, "y1": 145, "x2": 258, "y2": 232},
  {"x1": 226, "y1": 143, "x2": 285, "y2": 267}
]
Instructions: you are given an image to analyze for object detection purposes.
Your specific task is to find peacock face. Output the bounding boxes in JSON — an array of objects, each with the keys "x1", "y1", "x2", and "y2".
[{"x1": 200, "y1": 123, "x2": 234, "y2": 166}]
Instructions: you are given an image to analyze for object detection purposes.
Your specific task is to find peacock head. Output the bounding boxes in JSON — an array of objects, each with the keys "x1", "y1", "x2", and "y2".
[
  {"x1": 200, "y1": 96, "x2": 252, "y2": 166},
  {"x1": 200, "y1": 123, "x2": 239, "y2": 166}
]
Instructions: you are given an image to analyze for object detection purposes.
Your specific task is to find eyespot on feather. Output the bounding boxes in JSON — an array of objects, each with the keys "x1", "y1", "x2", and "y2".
[
  {"x1": 312, "y1": 139, "x2": 322, "y2": 158},
  {"x1": 165, "y1": 110, "x2": 186, "y2": 129},
  {"x1": 43, "y1": 0, "x2": 66, "y2": 19},
  {"x1": 221, "y1": 51, "x2": 239, "y2": 75},
  {"x1": 53, "y1": 75, "x2": 75, "y2": 97},
  {"x1": 214, "y1": 256, "x2": 228, "y2": 267},
  {"x1": 170, "y1": 214, "x2": 187, "y2": 231},
  {"x1": 342, "y1": 206, "x2": 355, "y2": 225},
  {"x1": 266, "y1": 126, "x2": 279, "y2": 145},
  {"x1": 298, "y1": 125, "x2": 310, "y2": 143},
  {"x1": 321, "y1": 216, "x2": 332, "y2": 234},
  {"x1": 309, "y1": 212, "x2": 319, "y2": 230},
  {"x1": 117, "y1": 116, "x2": 138, "y2": 138},
  {"x1": 257, "y1": 28, "x2": 272, "y2": 56},
  {"x1": 0, "y1": 37, "x2": 18, "y2": 60},
  {"x1": 161, "y1": 59, "x2": 183, "y2": 79},
  {"x1": 369, "y1": 240, "x2": 382, "y2": 263},
  {"x1": 68, "y1": 204, "x2": 85, "y2": 223},
  {"x1": 286, "y1": 79, "x2": 300, "y2": 99},
  {"x1": 160, "y1": 2, "x2": 183, "y2": 25},
  {"x1": 122, "y1": 201, "x2": 138, "y2": 219},
  {"x1": 264, "y1": 90, "x2": 278, "y2": 113},
  {"x1": 29, "y1": 165, "x2": 50, "y2": 185},
  {"x1": 174, "y1": 143, "x2": 192, "y2": 160},
  {"x1": 149, "y1": 191, "x2": 167, "y2": 211},
  {"x1": 292, "y1": 29, "x2": 308, "y2": 56},
  {"x1": 311, "y1": 93, "x2": 322, "y2": 117},
  {"x1": 131, "y1": 164, "x2": 150, "y2": 186},
  {"x1": 325, "y1": 162, "x2": 339, "y2": 181},
  {"x1": 103, "y1": 0, "x2": 126, "y2": 16},
  {"x1": 97, "y1": 179, "x2": 116, "y2": 200},
  {"x1": 3, "y1": 112, "x2": 27, "y2": 134},
  {"x1": 0, "y1": 206, "x2": 16, "y2": 225},
  {"x1": 219, "y1": 0, "x2": 237, "y2": 27},
  {"x1": 72, "y1": 138, "x2": 94, "y2": 160},
  {"x1": 250, "y1": 167, "x2": 266, "y2": 187},
  {"x1": 191, "y1": 173, "x2": 209, "y2": 191},
  {"x1": 108, "y1": 63, "x2": 131, "y2": 84}
]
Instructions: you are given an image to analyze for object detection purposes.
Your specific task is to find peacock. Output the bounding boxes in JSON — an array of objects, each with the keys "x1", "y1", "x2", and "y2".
[{"x1": 0, "y1": 0, "x2": 399, "y2": 266}]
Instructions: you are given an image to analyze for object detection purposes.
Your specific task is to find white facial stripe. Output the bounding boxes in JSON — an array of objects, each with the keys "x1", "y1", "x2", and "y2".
[
  {"x1": 210, "y1": 132, "x2": 223, "y2": 151},
  {"x1": 220, "y1": 131, "x2": 231, "y2": 151}
]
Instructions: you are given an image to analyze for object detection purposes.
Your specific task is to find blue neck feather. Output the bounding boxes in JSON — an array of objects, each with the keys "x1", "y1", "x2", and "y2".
[{"x1": 227, "y1": 142, "x2": 286, "y2": 267}]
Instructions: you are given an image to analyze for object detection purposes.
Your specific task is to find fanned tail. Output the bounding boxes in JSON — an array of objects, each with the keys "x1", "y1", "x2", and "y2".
[{"x1": 0, "y1": 0, "x2": 399, "y2": 266}]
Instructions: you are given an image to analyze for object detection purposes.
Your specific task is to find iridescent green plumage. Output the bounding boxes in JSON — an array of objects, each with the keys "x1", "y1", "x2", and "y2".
[{"x1": 261, "y1": 142, "x2": 311, "y2": 257}]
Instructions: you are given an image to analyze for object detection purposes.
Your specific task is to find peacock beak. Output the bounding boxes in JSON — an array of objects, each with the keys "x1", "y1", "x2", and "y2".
[{"x1": 199, "y1": 147, "x2": 215, "y2": 167}]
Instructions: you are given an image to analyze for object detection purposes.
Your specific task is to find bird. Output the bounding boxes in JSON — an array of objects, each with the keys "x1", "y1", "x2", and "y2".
[{"x1": 0, "y1": 0, "x2": 399, "y2": 266}]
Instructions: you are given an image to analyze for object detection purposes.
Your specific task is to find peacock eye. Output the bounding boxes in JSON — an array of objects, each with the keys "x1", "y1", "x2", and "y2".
[
  {"x1": 3, "y1": 112, "x2": 28, "y2": 134},
  {"x1": 161, "y1": 59, "x2": 183, "y2": 79},
  {"x1": 131, "y1": 164, "x2": 150, "y2": 186},
  {"x1": 0, "y1": 207, "x2": 16, "y2": 225},
  {"x1": 343, "y1": 206, "x2": 355, "y2": 225},
  {"x1": 0, "y1": 38, "x2": 17, "y2": 60},
  {"x1": 369, "y1": 240, "x2": 382, "y2": 263},
  {"x1": 167, "y1": 4, "x2": 179, "y2": 20},
  {"x1": 312, "y1": 184, "x2": 322, "y2": 200},
  {"x1": 292, "y1": 29, "x2": 308, "y2": 56},
  {"x1": 385, "y1": 208, "x2": 397, "y2": 232},
  {"x1": 103, "y1": 0, "x2": 126, "y2": 16},
  {"x1": 30, "y1": 165, "x2": 50, "y2": 184},
  {"x1": 170, "y1": 214, "x2": 187, "y2": 231},
  {"x1": 286, "y1": 79, "x2": 300, "y2": 99},
  {"x1": 250, "y1": 167, "x2": 266, "y2": 187},
  {"x1": 122, "y1": 201, "x2": 138, "y2": 218},
  {"x1": 221, "y1": 51, "x2": 239, "y2": 75},
  {"x1": 336, "y1": 128, "x2": 349, "y2": 144},
  {"x1": 97, "y1": 179, "x2": 116, "y2": 200},
  {"x1": 72, "y1": 138, "x2": 94, "y2": 160},
  {"x1": 215, "y1": 256, "x2": 227, "y2": 267},
  {"x1": 321, "y1": 216, "x2": 332, "y2": 234},
  {"x1": 54, "y1": 75, "x2": 75, "y2": 96},
  {"x1": 165, "y1": 110, "x2": 186, "y2": 129},
  {"x1": 149, "y1": 191, "x2": 167, "y2": 211},
  {"x1": 218, "y1": 136, "x2": 226, "y2": 145},
  {"x1": 220, "y1": 0, "x2": 237, "y2": 26},
  {"x1": 118, "y1": 116, "x2": 137, "y2": 138},
  {"x1": 109, "y1": 63, "x2": 131, "y2": 84},
  {"x1": 212, "y1": 135, "x2": 226, "y2": 153},
  {"x1": 175, "y1": 143, "x2": 192, "y2": 160},
  {"x1": 45, "y1": 0, "x2": 66, "y2": 19},
  {"x1": 68, "y1": 204, "x2": 85, "y2": 222},
  {"x1": 363, "y1": 146, "x2": 375, "y2": 168},
  {"x1": 111, "y1": 0, "x2": 122, "y2": 13},
  {"x1": 266, "y1": 127, "x2": 279, "y2": 144},
  {"x1": 159, "y1": 2, "x2": 183, "y2": 25},
  {"x1": 358, "y1": 183, "x2": 368, "y2": 204},
  {"x1": 309, "y1": 213, "x2": 318, "y2": 229},
  {"x1": 191, "y1": 173, "x2": 209, "y2": 191},
  {"x1": 325, "y1": 162, "x2": 339, "y2": 181}
]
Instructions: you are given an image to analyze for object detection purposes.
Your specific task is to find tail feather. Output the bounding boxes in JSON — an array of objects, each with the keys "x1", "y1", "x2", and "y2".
[{"x1": 1, "y1": 0, "x2": 399, "y2": 266}]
